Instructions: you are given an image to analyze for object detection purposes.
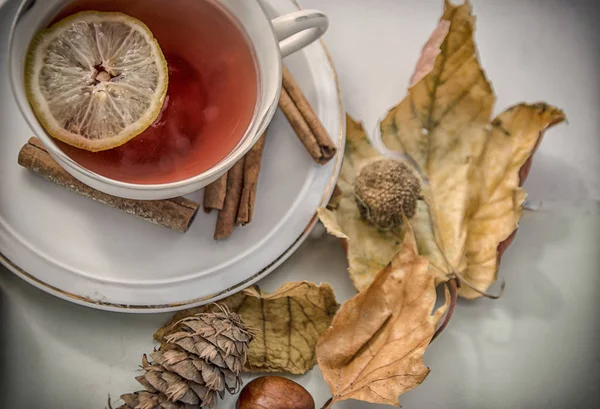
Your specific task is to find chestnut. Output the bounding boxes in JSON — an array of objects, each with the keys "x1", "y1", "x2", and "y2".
[{"x1": 236, "y1": 376, "x2": 315, "y2": 409}]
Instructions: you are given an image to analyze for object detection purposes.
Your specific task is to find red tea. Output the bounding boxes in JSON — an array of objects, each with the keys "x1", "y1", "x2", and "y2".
[{"x1": 51, "y1": 0, "x2": 258, "y2": 184}]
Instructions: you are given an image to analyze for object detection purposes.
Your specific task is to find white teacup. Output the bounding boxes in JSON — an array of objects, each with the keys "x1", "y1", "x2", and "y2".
[{"x1": 8, "y1": 0, "x2": 328, "y2": 200}]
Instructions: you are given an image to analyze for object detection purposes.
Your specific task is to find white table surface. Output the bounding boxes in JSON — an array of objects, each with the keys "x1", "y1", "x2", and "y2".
[{"x1": 1, "y1": 0, "x2": 599, "y2": 408}]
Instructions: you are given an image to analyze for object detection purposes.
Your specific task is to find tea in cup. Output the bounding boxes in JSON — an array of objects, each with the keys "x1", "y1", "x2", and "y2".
[{"x1": 9, "y1": 0, "x2": 328, "y2": 199}]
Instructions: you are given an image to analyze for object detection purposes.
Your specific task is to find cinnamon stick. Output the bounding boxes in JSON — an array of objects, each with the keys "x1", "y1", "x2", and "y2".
[
  {"x1": 203, "y1": 172, "x2": 228, "y2": 213},
  {"x1": 280, "y1": 65, "x2": 337, "y2": 164},
  {"x1": 279, "y1": 88, "x2": 321, "y2": 160},
  {"x1": 17, "y1": 138, "x2": 200, "y2": 233},
  {"x1": 236, "y1": 131, "x2": 267, "y2": 226},
  {"x1": 214, "y1": 158, "x2": 245, "y2": 240}
]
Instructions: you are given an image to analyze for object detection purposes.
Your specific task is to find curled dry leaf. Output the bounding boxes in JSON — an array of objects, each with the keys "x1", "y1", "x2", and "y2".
[
  {"x1": 316, "y1": 223, "x2": 450, "y2": 407},
  {"x1": 319, "y1": 0, "x2": 566, "y2": 298},
  {"x1": 155, "y1": 282, "x2": 338, "y2": 375}
]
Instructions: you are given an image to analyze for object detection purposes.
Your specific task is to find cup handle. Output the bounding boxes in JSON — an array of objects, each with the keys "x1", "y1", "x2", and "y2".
[{"x1": 271, "y1": 10, "x2": 329, "y2": 58}]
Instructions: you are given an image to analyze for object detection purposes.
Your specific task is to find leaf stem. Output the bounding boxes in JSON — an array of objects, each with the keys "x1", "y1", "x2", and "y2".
[
  {"x1": 321, "y1": 397, "x2": 334, "y2": 409},
  {"x1": 431, "y1": 278, "x2": 457, "y2": 343},
  {"x1": 454, "y1": 273, "x2": 506, "y2": 299}
]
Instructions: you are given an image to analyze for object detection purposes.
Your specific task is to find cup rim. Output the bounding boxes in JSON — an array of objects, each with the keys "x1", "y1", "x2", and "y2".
[{"x1": 8, "y1": 0, "x2": 283, "y2": 193}]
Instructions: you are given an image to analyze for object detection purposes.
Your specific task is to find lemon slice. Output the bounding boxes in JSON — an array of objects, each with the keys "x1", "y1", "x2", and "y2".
[{"x1": 25, "y1": 11, "x2": 168, "y2": 152}]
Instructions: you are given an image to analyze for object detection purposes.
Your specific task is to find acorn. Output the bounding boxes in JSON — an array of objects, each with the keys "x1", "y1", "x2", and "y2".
[
  {"x1": 354, "y1": 158, "x2": 421, "y2": 230},
  {"x1": 236, "y1": 376, "x2": 315, "y2": 409}
]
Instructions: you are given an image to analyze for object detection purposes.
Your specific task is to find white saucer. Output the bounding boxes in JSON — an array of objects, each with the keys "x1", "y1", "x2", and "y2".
[{"x1": 0, "y1": 0, "x2": 345, "y2": 313}]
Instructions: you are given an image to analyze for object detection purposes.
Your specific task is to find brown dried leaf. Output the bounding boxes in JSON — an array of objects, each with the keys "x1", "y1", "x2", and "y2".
[
  {"x1": 380, "y1": 0, "x2": 566, "y2": 298},
  {"x1": 154, "y1": 282, "x2": 338, "y2": 375},
  {"x1": 316, "y1": 223, "x2": 448, "y2": 406}
]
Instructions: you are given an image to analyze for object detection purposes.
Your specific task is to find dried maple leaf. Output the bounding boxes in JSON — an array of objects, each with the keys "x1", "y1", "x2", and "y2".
[
  {"x1": 316, "y1": 222, "x2": 449, "y2": 407},
  {"x1": 154, "y1": 282, "x2": 338, "y2": 375},
  {"x1": 319, "y1": 0, "x2": 565, "y2": 298},
  {"x1": 380, "y1": 0, "x2": 566, "y2": 298}
]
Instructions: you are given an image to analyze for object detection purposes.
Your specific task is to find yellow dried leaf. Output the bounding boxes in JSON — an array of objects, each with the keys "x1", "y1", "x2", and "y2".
[
  {"x1": 318, "y1": 116, "x2": 407, "y2": 291},
  {"x1": 320, "y1": 0, "x2": 565, "y2": 298},
  {"x1": 154, "y1": 282, "x2": 338, "y2": 375},
  {"x1": 316, "y1": 224, "x2": 448, "y2": 407},
  {"x1": 380, "y1": 0, "x2": 566, "y2": 298}
]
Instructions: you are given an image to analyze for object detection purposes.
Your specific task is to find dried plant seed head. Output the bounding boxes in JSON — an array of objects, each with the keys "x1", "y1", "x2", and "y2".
[
  {"x1": 116, "y1": 305, "x2": 254, "y2": 409},
  {"x1": 354, "y1": 158, "x2": 421, "y2": 229}
]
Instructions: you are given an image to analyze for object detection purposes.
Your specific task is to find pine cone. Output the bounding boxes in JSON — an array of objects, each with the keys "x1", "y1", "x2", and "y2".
[{"x1": 117, "y1": 306, "x2": 253, "y2": 409}]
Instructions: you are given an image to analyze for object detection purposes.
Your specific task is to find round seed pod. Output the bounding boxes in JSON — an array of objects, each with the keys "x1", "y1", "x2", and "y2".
[{"x1": 354, "y1": 158, "x2": 421, "y2": 230}]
